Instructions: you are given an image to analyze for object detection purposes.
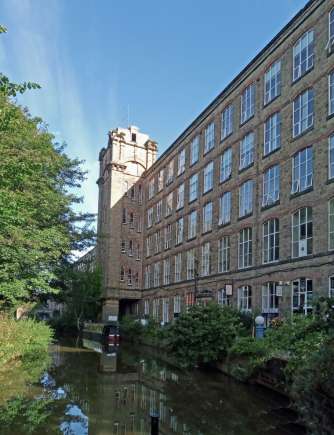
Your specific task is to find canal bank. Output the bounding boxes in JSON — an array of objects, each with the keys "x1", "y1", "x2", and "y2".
[{"x1": 0, "y1": 339, "x2": 305, "y2": 435}]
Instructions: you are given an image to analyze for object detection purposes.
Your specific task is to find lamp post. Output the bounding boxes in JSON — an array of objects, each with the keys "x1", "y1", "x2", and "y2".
[{"x1": 255, "y1": 315, "x2": 265, "y2": 339}]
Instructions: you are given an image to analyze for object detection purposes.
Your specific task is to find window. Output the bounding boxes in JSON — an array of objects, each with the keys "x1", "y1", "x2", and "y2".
[
  {"x1": 129, "y1": 212, "x2": 134, "y2": 228},
  {"x1": 136, "y1": 243, "x2": 140, "y2": 260},
  {"x1": 148, "y1": 178, "x2": 155, "y2": 200},
  {"x1": 292, "y1": 207, "x2": 313, "y2": 258},
  {"x1": 158, "y1": 169, "x2": 164, "y2": 192},
  {"x1": 239, "y1": 180, "x2": 253, "y2": 217},
  {"x1": 166, "y1": 160, "x2": 174, "y2": 185},
  {"x1": 264, "y1": 112, "x2": 281, "y2": 156},
  {"x1": 163, "y1": 258, "x2": 171, "y2": 285},
  {"x1": 188, "y1": 210, "x2": 197, "y2": 240},
  {"x1": 241, "y1": 83, "x2": 255, "y2": 123},
  {"x1": 131, "y1": 132, "x2": 136, "y2": 142},
  {"x1": 329, "y1": 72, "x2": 334, "y2": 116},
  {"x1": 264, "y1": 60, "x2": 281, "y2": 104},
  {"x1": 217, "y1": 287, "x2": 231, "y2": 306},
  {"x1": 175, "y1": 217, "x2": 184, "y2": 245},
  {"x1": 186, "y1": 249, "x2": 195, "y2": 280},
  {"x1": 240, "y1": 132, "x2": 254, "y2": 170},
  {"x1": 130, "y1": 186, "x2": 135, "y2": 200},
  {"x1": 153, "y1": 299, "x2": 160, "y2": 320},
  {"x1": 263, "y1": 218, "x2": 280, "y2": 263},
  {"x1": 162, "y1": 298, "x2": 169, "y2": 324},
  {"x1": 329, "y1": 199, "x2": 334, "y2": 250},
  {"x1": 329, "y1": 135, "x2": 334, "y2": 180},
  {"x1": 127, "y1": 268, "x2": 132, "y2": 286},
  {"x1": 178, "y1": 149, "x2": 185, "y2": 175},
  {"x1": 185, "y1": 292, "x2": 195, "y2": 308},
  {"x1": 292, "y1": 278, "x2": 313, "y2": 315},
  {"x1": 190, "y1": 136, "x2": 199, "y2": 165},
  {"x1": 293, "y1": 30, "x2": 314, "y2": 81},
  {"x1": 239, "y1": 227, "x2": 252, "y2": 269},
  {"x1": 263, "y1": 164, "x2": 280, "y2": 207},
  {"x1": 221, "y1": 105, "x2": 233, "y2": 139},
  {"x1": 121, "y1": 240, "x2": 126, "y2": 253},
  {"x1": 329, "y1": 276, "x2": 334, "y2": 298},
  {"x1": 154, "y1": 230, "x2": 161, "y2": 254},
  {"x1": 165, "y1": 192, "x2": 173, "y2": 217},
  {"x1": 128, "y1": 240, "x2": 133, "y2": 256},
  {"x1": 330, "y1": 8, "x2": 334, "y2": 41},
  {"x1": 122, "y1": 208, "x2": 127, "y2": 224},
  {"x1": 173, "y1": 295, "x2": 181, "y2": 317},
  {"x1": 153, "y1": 263, "x2": 160, "y2": 287},
  {"x1": 202, "y1": 202, "x2": 213, "y2": 233},
  {"x1": 174, "y1": 253, "x2": 182, "y2": 282},
  {"x1": 144, "y1": 265, "x2": 151, "y2": 289},
  {"x1": 156, "y1": 200, "x2": 162, "y2": 223},
  {"x1": 138, "y1": 185, "x2": 143, "y2": 204},
  {"x1": 203, "y1": 161, "x2": 214, "y2": 193},
  {"x1": 189, "y1": 173, "x2": 198, "y2": 202},
  {"x1": 220, "y1": 148, "x2": 232, "y2": 182},
  {"x1": 164, "y1": 224, "x2": 172, "y2": 250},
  {"x1": 293, "y1": 89, "x2": 314, "y2": 137},
  {"x1": 147, "y1": 207, "x2": 154, "y2": 228},
  {"x1": 219, "y1": 191, "x2": 231, "y2": 225},
  {"x1": 218, "y1": 236, "x2": 230, "y2": 272},
  {"x1": 201, "y1": 242, "x2": 211, "y2": 276},
  {"x1": 238, "y1": 286, "x2": 252, "y2": 312},
  {"x1": 176, "y1": 183, "x2": 184, "y2": 210},
  {"x1": 144, "y1": 300, "x2": 150, "y2": 317},
  {"x1": 291, "y1": 147, "x2": 313, "y2": 194},
  {"x1": 137, "y1": 216, "x2": 142, "y2": 233},
  {"x1": 120, "y1": 266, "x2": 125, "y2": 282},
  {"x1": 262, "y1": 282, "x2": 279, "y2": 314},
  {"x1": 204, "y1": 122, "x2": 215, "y2": 154}
]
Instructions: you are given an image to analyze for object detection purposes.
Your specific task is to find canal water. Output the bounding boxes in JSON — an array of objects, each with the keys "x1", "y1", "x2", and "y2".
[{"x1": 0, "y1": 339, "x2": 305, "y2": 435}]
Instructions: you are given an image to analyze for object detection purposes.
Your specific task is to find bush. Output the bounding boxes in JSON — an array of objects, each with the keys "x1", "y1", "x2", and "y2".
[{"x1": 166, "y1": 303, "x2": 246, "y2": 368}]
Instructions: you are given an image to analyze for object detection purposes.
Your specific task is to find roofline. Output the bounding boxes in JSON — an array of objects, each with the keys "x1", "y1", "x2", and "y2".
[{"x1": 145, "y1": 0, "x2": 323, "y2": 174}]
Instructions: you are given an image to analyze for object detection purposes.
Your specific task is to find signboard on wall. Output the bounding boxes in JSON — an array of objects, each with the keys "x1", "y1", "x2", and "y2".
[
  {"x1": 108, "y1": 315, "x2": 118, "y2": 322},
  {"x1": 225, "y1": 285, "x2": 233, "y2": 296}
]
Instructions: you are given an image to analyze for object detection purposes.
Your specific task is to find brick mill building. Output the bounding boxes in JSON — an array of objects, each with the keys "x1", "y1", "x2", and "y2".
[{"x1": 97, "y1": 0, "x2": 334, "y2": 324}]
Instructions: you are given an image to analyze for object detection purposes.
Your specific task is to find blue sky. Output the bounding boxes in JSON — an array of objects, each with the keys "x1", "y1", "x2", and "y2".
[{"x1": 0, "y1": 0, "x2": 308, "y2": 218}]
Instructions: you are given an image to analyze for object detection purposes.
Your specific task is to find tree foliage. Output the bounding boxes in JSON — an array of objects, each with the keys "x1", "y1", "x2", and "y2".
[
  {"x1": 167, "y1": 303, "x2": 246, "y2": 368},
  {"x1": 0, "y1": 27, "x2": 95, "y2": 309}
]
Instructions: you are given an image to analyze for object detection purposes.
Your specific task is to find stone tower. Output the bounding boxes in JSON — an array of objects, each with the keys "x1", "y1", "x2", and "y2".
[{"x1": 97, "y1": 126, "x2": 157, "y2": 321}]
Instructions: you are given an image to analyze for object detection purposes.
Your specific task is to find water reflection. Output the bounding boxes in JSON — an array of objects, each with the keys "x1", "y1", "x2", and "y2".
[{"x1": 0, "y1": 339, "x2": 305, "y2": 435}]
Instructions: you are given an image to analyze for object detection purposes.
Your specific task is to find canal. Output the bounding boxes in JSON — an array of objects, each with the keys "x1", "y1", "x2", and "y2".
[{"x1": 0, "y1": 340, "x2": 305, "y2": 435}]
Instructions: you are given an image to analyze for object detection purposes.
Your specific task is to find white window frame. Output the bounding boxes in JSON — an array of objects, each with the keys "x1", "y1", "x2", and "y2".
[
  {"x1": 153, "y1": 299, "x2": 160, "y2": 320},
  {"x1": 262, "y1": 282, "x2": 279, "y2": 314},
  {"x1": 263, "y1": 164, "x2": 280, "y2": 207},
  {"x1": 173, "y1": 295, "x2": 181, "y2": 316},
  {"x1": 264, "y1": 60, "x2": 281, "y2": 105},
  {"x1": 238, "y1": 286, "x2": 252, "y2": 312},
  {"x1": 201, "y1": 242, "x2": 211, "y2": 277},
  {"x1": 239, "y1": 132, "x2": 254, "y2": 170},
  {"x1": 220, "y1": 148, "x2": 232, "y2": 182},
  {"x1": 217, "y1": 287, "x2": 230, "y2": 306},
  {"x1": 219, "y1": 191, "x2": 231, "y2": 225},
  {"x1": 174, "y1": 253, "x2": 182, "y2": 282},
  {"x1": 204, "y1": 122, "x2": 215, "y2": 154},
  {"x1": 163, "y1": 257, "x2": 171, "y2": 285},
  {"x1": 292, "y1": 278, "x2": 313, "y2": 315},
  {"x1": 165, "y1": 192, "x2": 173, "y2": 217},
  {"x1": 177, "y1": 149, "x2": 186, "y2": 176},
  {"x1": 190, "y1": 136, "x2": 199, "y2": 166},
  {"x1": 186, "y1": 249, "x2": 195, "y2": 280},
  {"x1": 153, "y1": 262, "x2": 160, "y2": 287},
  {"x1": 147, "y1": 207, "x2": 154, "y2": 228},
  {"x1": 293, "y1": 30, "x2": 314, "y2": 82},
  {"x1": 330, "y1": 8, "x2": 334, "y2": 41},
  {"x1": 329, "y1": 72, "x2": 334, "y2": 116},
  {"x1": 189, "y1": 173, "x2": 198, "y2": 202},
  {"x1": 239, "y1": 180, "x2": 253, "y2": 217},
  {"x1": 166, "y1": 160, "x2": 174, "y2": 185},
  {"x1": 202, "y1": 202, "x2": 213, "y2": 233},
  {"x1": 148, "y1": 178, "x2": 155, "y2": 200},
  {"x1": 175, "y1": 217, "x2": 184, "y2": 245},
  {"x1": 144, "y1": 300, "x2": 150, "y2": 317},
  {"x1": 292, "y1": 207, "x2": 313, "y2": 258},
  {"x1": 241, "y1": 83, "x2": 255, "y2": 124},
  {"x1": 164, "y1": 224, "x2": 172, "y2": 250},
  {"x1": 203, "y1": 161, "x2": 214, "y2": 193},
  {"x1": 329, "y1": 275, "x2": 334, "y2": 298},
  {"x1": 176, "y1": 183, "x2": 184, "y2": 210},
  {"x1": 238, "y1": 227, "x2": 252, "y2": 269},
  {"x1": 264, "y1": 112, "x2": 281, "y2": 156},
  {"x1": 329, "y1": 134, "x2": 334, "y2": 180},
  {"x1": 154, "y1": 230, "x2": 161, "y2": 254},
  {"x1": 329, "y1": 199, "x2": 334, "y2": 251},
  {"x1": 162, "y1": 298, "x2": 169, "y2": 324},
  {"x1": 156, "y1": 200, "x2": 162, "y2": 223},
  {"x1": 158, "y1": 169, "x2": 164, "y2": 192},
  {"x1": 291, "y1": 147, "x2": 313, "y2": 194},
  {"x1": 218, "y1": 236, "x2": 230, "y2": 273},
  {"x1": 221, "y1": 104, "x2": 233, "y2": 139},
  {"x1": 263, "y1": 218, "x2": 280, "y2": 264},
  {"x1": 293, "y1": 89, "x2": 314, "y2": 137},
  {"x1": 188, "y1": 210, "x2": 197, "y2": 240}
]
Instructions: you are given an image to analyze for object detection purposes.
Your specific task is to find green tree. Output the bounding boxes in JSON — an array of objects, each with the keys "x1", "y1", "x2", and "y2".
[
  {"x1": 167, "y1": 303, "x2": 246, "y2": 368},
  {"x1": 0, "y1": 26, "x2": 95, "y2": 309}
]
